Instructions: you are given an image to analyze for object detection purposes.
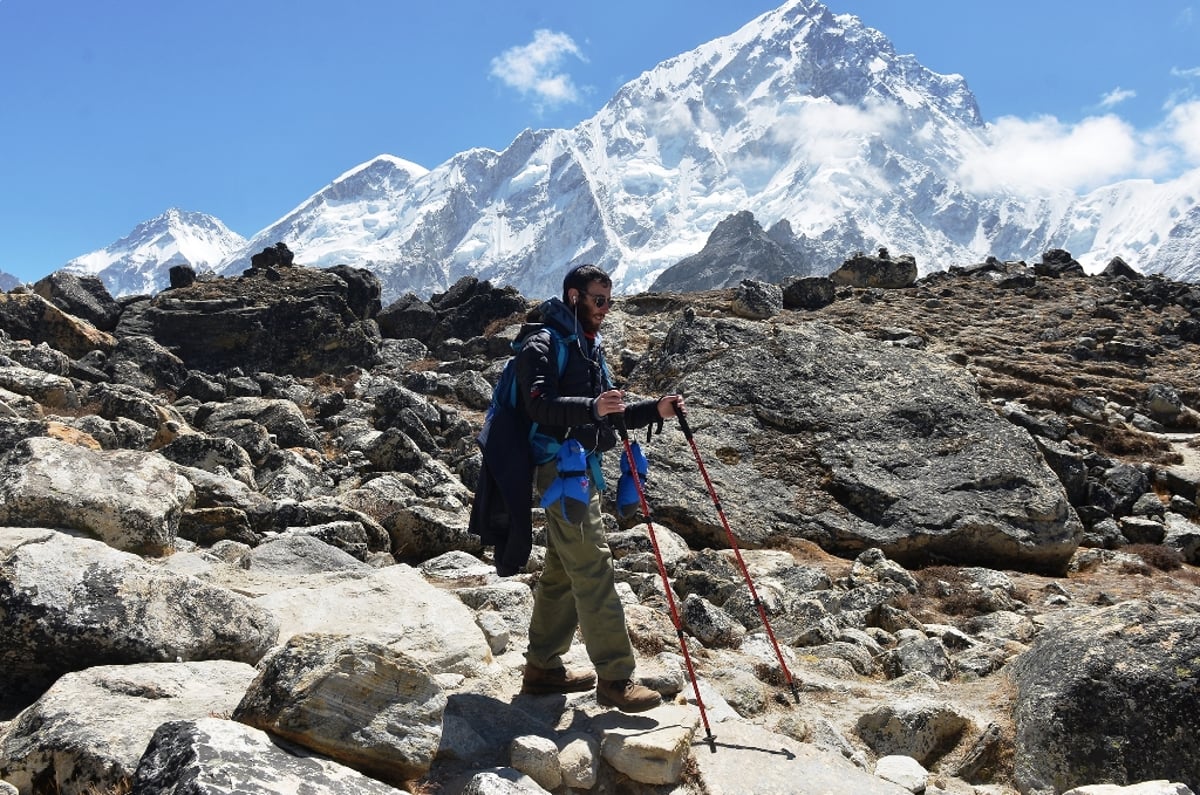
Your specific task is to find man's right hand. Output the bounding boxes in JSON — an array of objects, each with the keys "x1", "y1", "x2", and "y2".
[{"x1": 594, "y1": 389, "x2": 626, "y2": 417}]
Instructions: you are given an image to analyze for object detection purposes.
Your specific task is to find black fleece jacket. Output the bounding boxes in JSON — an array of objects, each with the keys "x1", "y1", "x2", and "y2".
[{"x1": 515, "y1": 297, "x2": 660, "y2": 453}]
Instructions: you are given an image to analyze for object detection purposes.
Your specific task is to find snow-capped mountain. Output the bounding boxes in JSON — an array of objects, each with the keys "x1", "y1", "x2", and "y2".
[
  {"x1": 216, "y1": 155, "x2": 430, "y2": 279},
  {"x1": 69, "y1": 0, "x2": 1200, "y2": 301},
  {"x1": 1151, "y1": 204, "x2": 1200, "y2": 282},
  {"x1": 65, "y1": 208, "x2": 246, "y2": 296},
  {"x1": 0, "y1": 269, "x2": 19, "y2": 292}
]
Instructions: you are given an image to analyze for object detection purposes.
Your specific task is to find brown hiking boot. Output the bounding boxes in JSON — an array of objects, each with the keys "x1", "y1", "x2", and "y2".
[
  {"x1": 596, "y1": 678, "x2": 662, "y2": 712},
  {"x1": 521, "y1": 665, "x2": 597, "y2": 695}
]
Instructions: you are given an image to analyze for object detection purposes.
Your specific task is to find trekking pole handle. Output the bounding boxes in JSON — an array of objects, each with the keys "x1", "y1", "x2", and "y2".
[
  {"x1": 612, "y1": 411, "x2": 630, "y2": 441},
  {"x1": 675, "y1": 408, "x2": 694, "y2": 440}
]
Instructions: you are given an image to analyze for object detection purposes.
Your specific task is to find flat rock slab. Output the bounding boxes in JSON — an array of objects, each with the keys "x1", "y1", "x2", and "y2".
[{"x1": 690, "y1": 720, "x2": 911, "y2": 795}]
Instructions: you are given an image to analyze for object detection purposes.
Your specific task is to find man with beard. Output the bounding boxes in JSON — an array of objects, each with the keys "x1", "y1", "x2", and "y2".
[{"x1": 515, "y1": 263, "x2": 684, "y2": 712}]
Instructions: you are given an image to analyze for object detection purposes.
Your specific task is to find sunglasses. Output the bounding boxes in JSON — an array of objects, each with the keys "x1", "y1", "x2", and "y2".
[{"x1": 581, "y1": 292, "x2": 616, "y2": 309}]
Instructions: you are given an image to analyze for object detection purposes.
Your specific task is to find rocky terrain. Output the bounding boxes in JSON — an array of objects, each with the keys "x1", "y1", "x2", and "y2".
[{"x1": 1, "y1": 250, "x2": 1199, "y2": 795}]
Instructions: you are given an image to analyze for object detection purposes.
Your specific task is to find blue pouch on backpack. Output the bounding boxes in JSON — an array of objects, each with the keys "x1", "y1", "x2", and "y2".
[
  {"x1": 616, "y1": 441, "x2": 648, "y2": 519},
  {"x1": 540, "y1": 439, "x2": 591, "y2": 524}
]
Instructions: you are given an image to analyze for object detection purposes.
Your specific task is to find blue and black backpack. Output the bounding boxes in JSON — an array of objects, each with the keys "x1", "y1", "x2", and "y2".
[{"x1": 476, "y1": 324, "x2": 575, "y2": 464}]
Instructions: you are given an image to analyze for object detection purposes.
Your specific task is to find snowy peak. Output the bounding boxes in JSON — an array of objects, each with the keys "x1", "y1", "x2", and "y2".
[
  {"x1": 65, "y1": 208, "x2": 246, "y2": 296},
  {"x1": 0, "y1": 269, "x2": 19, "y2": 292},
  {"x1": 629, "y1": 0, "x2": 980, "y2": 129},
  {"x1": 215, "y1": 155, "x2": 431, "y2": 278}
]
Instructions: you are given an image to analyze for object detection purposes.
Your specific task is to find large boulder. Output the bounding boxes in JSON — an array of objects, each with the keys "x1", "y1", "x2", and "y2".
[
  {"x1": 1009, "y1": 600, "x2": 1200, "y2": 793},
  {"x1": 131, "y1": 718, "x2": 407, "y2": 794},
  {"x1": 830, "y1": 250, "x2": 917, "y2": 288},
  {"x1": 0, "y1": 365, "x2": 81, "y2": 411},
  {"x1": 639, "y1": 316, "x2": 1082, "y2": 572},
  {"x1": 781, "y1": 276, "x2": 836, "y2": 310},
  {"x1": 326, "y1": 264, "x2": 383, "y2": 320},
  {"x1": 200, "y1": 396, "x2": 322, "y2": 452},
  {"x1": 377, "y1": 293, "x2": 438, "y2": 342},
  {"x1": 0, "y1": 528, "x2": 278, "y2": 707},
  {"x1": 233, "y1": 633, "x2": 445, "y2": 786},
  {"x1": 0, "y1": 660, "x2": 257, "y2": 795},
  {"x1": 103, "y1": 334, "x2": 190, "y2": 392},
  {"x1": 425, "y1": 277, "x2": 527, "y2": 350},
  {"x1": 0, "y1": 437, "x2": 194, "y2": 555},
  {"x1": 253, "y1": 564, "x2": 493, "y2": 676},
  {"x1": 156, "y1": 433, "x2": 257, "y2": 489},
  {"x1": 32, "y1": 271, "x2": 122, "y2": 332},
  {"x1": 132, "y1": 264, "x2": 383, "y2": 375},
  {"x1": 0, "y1": 293, "x2": 117, "y2": 359}
]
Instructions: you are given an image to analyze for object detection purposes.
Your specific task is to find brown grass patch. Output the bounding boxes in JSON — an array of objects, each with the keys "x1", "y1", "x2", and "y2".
[
  {"x1": 483, "y1": 310, "x2": 529, "y2": 336},
  {"x1": 1125, "y1": 543, "x2": 1184, "y2": 572},
  {"x1": 1174, "y1": 567, "x2": 1200, "y2": 587},
  {"x1": 1075, "y1": 423, "x2": 1181, "y2": 464}
]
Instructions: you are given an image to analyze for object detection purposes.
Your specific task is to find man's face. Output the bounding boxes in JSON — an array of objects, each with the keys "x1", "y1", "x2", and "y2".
[{"x1": 571, "y1": 280, "x2": 613, "y2": 335}]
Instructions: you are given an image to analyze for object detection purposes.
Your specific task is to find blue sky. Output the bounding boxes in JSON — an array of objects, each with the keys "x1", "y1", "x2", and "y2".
[{"x1": 2, "y1": 0, "x2": 1197, "y2": 284}]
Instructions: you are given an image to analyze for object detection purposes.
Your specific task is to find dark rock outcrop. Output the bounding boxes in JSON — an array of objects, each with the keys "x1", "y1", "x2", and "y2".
[
  {"x1": 640, "y1": 315, "x2": 1082, "y2": 572},
  {"x1": 32, "y1": 272, "x2": 122, "y2": 332},
  {"x1": 1036, "y1": 248, "x2": 1085, "y2": 278},
  {"x1": 130, "y1": 264, "x2": 383, "y2": 376},
  {"x1": 650, "y1": 211, "x2": 808, "y2": 292},
  {"x1": 830, "y1": 250, "x2": 918, "y2": 289}
]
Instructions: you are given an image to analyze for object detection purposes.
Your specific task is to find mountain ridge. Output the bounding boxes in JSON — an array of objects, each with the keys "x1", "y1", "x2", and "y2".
[{"x1": 45, "y1": 0, "x2": 1200, "y2": 301}]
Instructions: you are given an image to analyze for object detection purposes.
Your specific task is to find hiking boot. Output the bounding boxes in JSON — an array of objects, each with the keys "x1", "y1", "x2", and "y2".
[
  {"x1": 521, "y1": 665, "x2": 597, "y2": 695},
  {"x1": 596, "y1": 678, "x2": 662, "y2": 712}
]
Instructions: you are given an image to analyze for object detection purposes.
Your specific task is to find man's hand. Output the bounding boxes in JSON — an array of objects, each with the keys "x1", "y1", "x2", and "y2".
[
  {"x1": 657, "y1": 394, "x2": 685, "y2": 419},
  {"x1": 594, "y1": 389, "x2": 627, "y2": 417}
]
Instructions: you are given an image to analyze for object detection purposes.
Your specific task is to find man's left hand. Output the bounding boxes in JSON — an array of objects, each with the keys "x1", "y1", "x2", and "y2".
[{"x1": 657, "y1": 395, "x2": 685, "y2": 419}]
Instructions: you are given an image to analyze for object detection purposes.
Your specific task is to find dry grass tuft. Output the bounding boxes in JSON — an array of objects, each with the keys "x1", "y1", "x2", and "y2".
[{"x1": 1125, "y1": 543, "x2": 1184, "y2": 572}]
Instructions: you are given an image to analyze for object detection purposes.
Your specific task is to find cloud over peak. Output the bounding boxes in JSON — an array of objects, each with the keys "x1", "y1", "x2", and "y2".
[{"x1": 490, "y1": 29, "x2": 587, "y2": 110}]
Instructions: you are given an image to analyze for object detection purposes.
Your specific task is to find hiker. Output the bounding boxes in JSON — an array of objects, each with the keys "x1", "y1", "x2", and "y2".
[{"x1": 515, "y1": 264, "x2": 684, "y2": 712}]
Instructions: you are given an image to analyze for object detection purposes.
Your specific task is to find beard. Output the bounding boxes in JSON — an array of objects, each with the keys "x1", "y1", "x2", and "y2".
[{"x1": 577, "y1": 304, "x2": 604, "y2": 335}]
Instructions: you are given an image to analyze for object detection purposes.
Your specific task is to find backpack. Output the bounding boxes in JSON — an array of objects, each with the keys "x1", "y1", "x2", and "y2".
[{"x1": 477, "y1": 325, "x2": 574, "y2": 462}]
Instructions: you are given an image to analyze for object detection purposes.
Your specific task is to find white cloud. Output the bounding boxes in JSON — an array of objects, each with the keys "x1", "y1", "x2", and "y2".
[
  {"x1": 1099, "y1": 87, "x2": 1136, "y2": 108},
  {"x1": 1164, "y1": 99, "x2": 1200, "y2": 164},
  {"x1": 772, "y1": 97, "x2": 904, "y2": 162},
  {"x1": 1171, "y1": 65, "x2": 1200, "y2": 79},
  {"x1": 489, "y1": 29, "x2": 586, "y2": 109},
  {"x1": 955, "y1": 114, "x2": 1157, "y2": 194}
]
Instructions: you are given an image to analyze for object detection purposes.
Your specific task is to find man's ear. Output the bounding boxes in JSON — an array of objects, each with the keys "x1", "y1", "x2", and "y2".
[{"x1": 569, "y1": 290, "x2": 577, "y2": 305}]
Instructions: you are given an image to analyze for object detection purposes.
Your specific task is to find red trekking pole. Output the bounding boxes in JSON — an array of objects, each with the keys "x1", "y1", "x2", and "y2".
[
  {"x1": 613, "y1": 414, "x2": 716, "y2": 749},
  {"x1": 675, "y1": 411, "x2": 801, "y2": 704}
]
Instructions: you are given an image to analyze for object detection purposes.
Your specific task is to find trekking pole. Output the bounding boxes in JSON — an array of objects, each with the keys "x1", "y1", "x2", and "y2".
[
  {"x1": 675, "y1": 411, "x2": 801, "y2": 704},
  {"x1": 613, "y1": 413, "x2": 716, "y2": 749}
]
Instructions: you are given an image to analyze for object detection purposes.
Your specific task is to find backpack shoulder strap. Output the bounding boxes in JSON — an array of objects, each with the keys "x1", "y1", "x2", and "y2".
[
  {"x1": 543, "y1": 326, "x2": 573, "y2": 378},
  {"x1": 520, "y1": 326, "x2": 576, "y2": 456}
]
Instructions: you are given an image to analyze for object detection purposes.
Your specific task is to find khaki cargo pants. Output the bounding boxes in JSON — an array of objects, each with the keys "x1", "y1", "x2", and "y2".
[{"x1": 525, "y1": 459, "x2": 636, "y2": 680}]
